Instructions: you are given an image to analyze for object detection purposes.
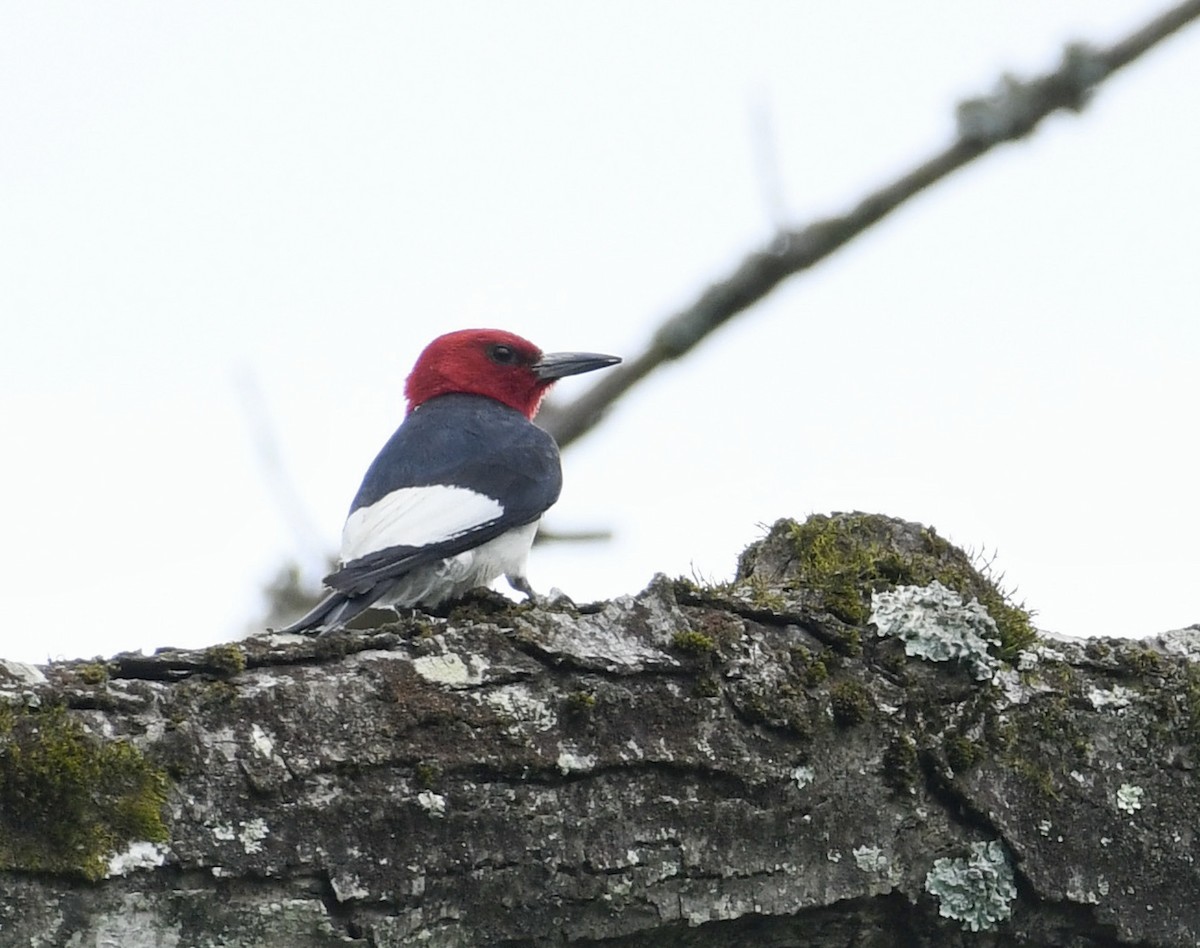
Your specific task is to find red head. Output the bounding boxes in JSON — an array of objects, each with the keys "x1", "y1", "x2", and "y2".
[{"x1": 404, "y1": 329, "x2": 620, "y2": 419}]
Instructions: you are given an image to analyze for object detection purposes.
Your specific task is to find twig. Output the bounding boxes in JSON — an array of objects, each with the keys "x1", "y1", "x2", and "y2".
[
  {"x1": 539, "y1": 0, "x2": 1200, "y2": 450},
  {"x1": 232, "y1": 366, "x2": 327, "y2": 568}
]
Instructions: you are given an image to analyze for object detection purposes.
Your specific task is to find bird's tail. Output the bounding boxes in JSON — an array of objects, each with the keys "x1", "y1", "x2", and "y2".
[{"x1": 276, "y1": 590, "x2": 383, "y2": 635}]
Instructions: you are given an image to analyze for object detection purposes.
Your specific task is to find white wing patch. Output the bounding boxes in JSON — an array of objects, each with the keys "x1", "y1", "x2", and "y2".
[
  {"x1": 371, "y1": 520, "x2": 541, "y2": 609},
  {"x1": 340, "y1": 485, "x2": 504, "y2": 563}
]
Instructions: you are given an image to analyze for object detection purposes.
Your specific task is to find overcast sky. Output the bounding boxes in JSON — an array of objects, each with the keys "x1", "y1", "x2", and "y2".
[{"x1": 2, "y1": 2, "x2": 1198, "y2": 665}]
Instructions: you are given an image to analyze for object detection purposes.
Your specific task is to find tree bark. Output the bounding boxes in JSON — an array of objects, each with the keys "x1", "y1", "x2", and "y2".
[{"x1": 2, "y1": 513, "x2": 1198, "y2": 947}]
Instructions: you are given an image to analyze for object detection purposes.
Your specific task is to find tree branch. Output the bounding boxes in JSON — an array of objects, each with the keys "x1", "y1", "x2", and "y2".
[
  {"x1": 540, "y1": 0, "x2": 1200, "y2": 449},
  {"x1": 5, "y1": 514, "x2": 1200, "y2": 945}
]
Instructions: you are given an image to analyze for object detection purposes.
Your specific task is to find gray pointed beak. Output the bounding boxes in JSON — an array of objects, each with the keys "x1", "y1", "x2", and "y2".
[{"x1": 532, "y1": 351, "x2": 622, "y2": 381}]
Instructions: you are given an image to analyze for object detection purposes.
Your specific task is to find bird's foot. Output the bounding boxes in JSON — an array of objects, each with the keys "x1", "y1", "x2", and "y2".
[{"x1": 506, "y1": 574, "x2": 544, "y2": 605}]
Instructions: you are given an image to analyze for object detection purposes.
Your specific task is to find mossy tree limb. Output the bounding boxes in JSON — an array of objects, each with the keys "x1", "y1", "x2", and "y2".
[{"x1": 1, "y1": 513, "x2": 1198, "y2": 947}]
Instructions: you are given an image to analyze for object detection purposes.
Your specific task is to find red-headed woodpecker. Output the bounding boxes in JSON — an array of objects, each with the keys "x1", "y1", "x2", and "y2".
[{"x1": 281, "y1": 329, "x2": 620, "y2": 633}]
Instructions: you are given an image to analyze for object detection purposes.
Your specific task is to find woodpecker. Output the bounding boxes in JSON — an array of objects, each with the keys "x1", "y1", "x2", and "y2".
[{"x1": 281, "y1": 329, "x2": 620, "y2": 633}]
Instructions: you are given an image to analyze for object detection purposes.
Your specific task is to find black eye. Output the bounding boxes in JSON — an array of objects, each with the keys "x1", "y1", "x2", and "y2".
[{"x1": 488, "y1": 344, "x2": 518, "y2": 365}]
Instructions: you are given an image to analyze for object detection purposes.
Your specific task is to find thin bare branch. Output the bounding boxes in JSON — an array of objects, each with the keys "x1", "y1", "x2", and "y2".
[{"x1": 540, "y1": 0, "x2": 1200, "y2": 450}]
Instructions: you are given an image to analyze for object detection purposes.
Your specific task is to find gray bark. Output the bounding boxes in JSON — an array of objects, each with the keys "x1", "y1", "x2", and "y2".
[{"x1": 2, "y1": 513, "x2": 1198, "y2": 947}]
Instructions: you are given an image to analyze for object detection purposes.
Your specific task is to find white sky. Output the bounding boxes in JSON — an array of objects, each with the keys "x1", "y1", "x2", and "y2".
[{"x1": 2, "y1": 3, "x2": 1197, "y2": 664}]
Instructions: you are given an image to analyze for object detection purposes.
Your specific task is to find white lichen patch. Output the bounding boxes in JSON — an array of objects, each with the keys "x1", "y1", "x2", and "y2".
[
  {"x1": 257, "y1": 631, "x2": 316, "y2": 648},
  {"x1": 411, "y1": 652, "x2": 488, "y2": 688},
  {"x1": 239, "y1": 818, "x2": 269, "y2": 853},
  {"x1": 1151, "y1": 626, "x2": 1200, "y2": 660},
  {"x1": 236, "y1": 669, "x2": 289, "y2": 699},
  {"x1": 1016, "y1": 643, "x2": 1067, "y2": 670},
  {"x1": 1066, "y1": 869, "x2": 1110, "y2": 904},
  {"x1": 416, "y1": 790, "x2": 447, "y2": 818},
  {"x1": 871, "y1": 581, "x2": 1000, "y2": 680},
  {"x1": 83, "y1": 894, "x2": 185, "y2": 947},
  {"x1": 853, "y1": 845, "x2": 888, "y2": 873},
  {"x1": 214, "y1": 819, "x2": 270, "y2": 854},
  {"x1": 210, "y1": 726, "x2": 240, "y2": 762},
  {"x1": 791, "y1": 765, "x2": 815, "y2": 789},
  {"x1": 527, "y1": 595, "x2": 680, "y2": 673},
  {"x1": 1088, "y1": 685, "x2": 1136, "y2": 711},
  {"x1": 993, "y1": 667, "x2": 1027, "y2": 706},
  {"x1": 557, "y1": 749, "x2": 597, "y2": 775},
  {"x1": 330, "y1": 872, "x2": 372, "y2": 901},
  {"x1": 301, "y1": 774, "x2": 341, "y2": 808},
  {"x1": 482, "y1": 683, "x2": 556, "y2": 731},
  {"x1": 1116, "y1": 783, "x2": 1144, "y2": 813},
  {"x1": 249, "y1": 723, "x2": 275, "y2": 758},
  {"x1": 106, "y1": 840, "x2": 170, "y2": 877},
  {"x1": 924, "y1": 840, "x2": 1017, "y2": 932},
  {"x1": 0, "y1": 658, "x2": 47, "y2": 685}
]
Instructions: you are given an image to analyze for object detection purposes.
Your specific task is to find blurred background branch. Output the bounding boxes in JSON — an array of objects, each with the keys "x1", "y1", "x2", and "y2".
[{"x1": 537, "y1": 0, "x2": 1200, "y2": 449}]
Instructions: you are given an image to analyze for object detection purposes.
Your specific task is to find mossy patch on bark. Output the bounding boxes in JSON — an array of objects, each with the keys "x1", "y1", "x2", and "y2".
[{"x1": 0, "y1": 705, "x2": 168, "y2": 880}]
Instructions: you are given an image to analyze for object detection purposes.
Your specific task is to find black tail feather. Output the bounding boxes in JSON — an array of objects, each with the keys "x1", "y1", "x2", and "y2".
[{"x1": 276, "y1": 590, "x2": 385, "y2": 635}]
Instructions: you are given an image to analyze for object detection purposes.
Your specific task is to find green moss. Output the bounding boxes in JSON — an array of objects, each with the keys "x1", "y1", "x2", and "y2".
[
  {"x1": 832, "y1": 625, "x2": 862, "y2": 657},
  {"x1": 1084, "y1": 640, "x2": 1112, "y2": 661},
  {"x1": 775, "y1": 514, "x2": 1036, "y2": 662},
  {"x1": 410, "y1": 617, "x2": 439, "y2": 639},
  {"x1": 983, "y1": 715, "x2": 1016, "y2": 754},
  {"x1": 734, "y1": 573, "x2": 788, "y2": 611},
  {"x1": 976, "y1": 590, "x2": 1037, "y2": 662},
  {"x1": 1012, "y1": 758, "x2": 1059, "y2": 799},
  {"x1": 563, "y1": 691, "x2": 597, "y2": 716},
  {"x1": 785, "y1": 516, "x2": 884, "y2": 624},
  {"x1": 414, "y1": 762, "x2": 441, "y2": 788},
  {"x1": 203, "y1": 643, "x2": 246, "y2": 677},
  {"x1": 786, "y1": 715, "x2": 814, "y2": 741},
  {"x1": 446, "y1": 589, "x2": 522, "y2": 624},
  {"x1": 693, "y1": 612, "x2": 745, "y2": 649},
  {"x1": 1125, "y1": 647, "x2": 1165, "y2": 678},
  {"x1": 882, "y1": 735, "x2": 919, "y2": 793},
  {"x1": 994, "y1": 691, "x2": 1094, "y2": 799},
  {"x1": 945, "y1": 736, "x2": 982, "y2": 773},
  {"x1": 671, "y1": 576, "x2": 705, "y2": 600},
  {"x1": 77, "y1": 663, "x2": 110, "y2": 686},
  {"x1": 692, "y1": 675, "x2": 721, "y2": 699},
  {"x1": 790, "y1": 648, "x2": 829, "y2": 687},
  {"x1": 312, "y1": 634, "x2": 356, "y2": 660},
  {"x1": 0, "y1": 705, "x2": 168, "y2": 880},
  {"x1": 196, "y1": 679, "x2": 239, "y2": 710},
  {"x1": 878, "y1": 647, "x2": 909, "y2": 677},
  {"x1": 829, "y1": 680, "x2": 871, "y2": 726},
  {"x1": 739, "y1": 687, "x2": 813, "y2": 740},
  {"x1": 671, "y1": 630, "x2": 716, "y2": 655}
]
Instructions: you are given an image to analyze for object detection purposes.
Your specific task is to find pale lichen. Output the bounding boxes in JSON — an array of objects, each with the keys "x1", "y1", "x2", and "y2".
[
  {"x1": 556, "y1": 749, "x2": 597, "y2": 775},
  {"x1": 924, "y1": 840, "x2": 1016, "y2": 932},
  {"x1": 106, "y1": 840, "x2": 169, "y2": 877},
  {"x1": 791, "y1": 765, "x2": 815, "y2": 789},
  {"x1": 1116, "y1": 783, "x2": 1144, "y2": 813},
  {"x1": 872, "y1": 581, "x2": 999, "y2": 680},
  {"x1": 417, "y1": 790, "x2": 447, "y2": 818},
  {"x1": 411, "y1": 652, "x2": 487, "y2": 687}
]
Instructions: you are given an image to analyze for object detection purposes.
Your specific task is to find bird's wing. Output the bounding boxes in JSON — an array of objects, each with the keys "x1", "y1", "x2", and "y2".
[
  {"x1": 340, "y1": 484, "x2": 503, "y2": 563},
  {"x1": 326, "y1": 511, "x2": 520, "y2": 594},
  {"x1": 326, "y1": 395, "x2": 562, "y2": 595}
]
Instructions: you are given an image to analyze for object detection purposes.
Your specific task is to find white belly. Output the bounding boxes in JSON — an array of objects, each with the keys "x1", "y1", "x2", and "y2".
[{"x1": 373, "y1": 520, "x2": 540, "y2": 608}]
